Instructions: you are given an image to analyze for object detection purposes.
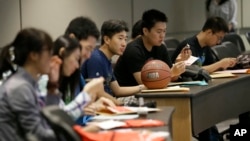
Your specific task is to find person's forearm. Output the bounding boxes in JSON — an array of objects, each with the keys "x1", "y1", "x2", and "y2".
[
  {"x1": 64, "y1": 92, "x2": 91, "y2": 120},
  {"x1": 113, "y1": 86, "x2": 141, "y2": 97},
  {"x1": 202, "y1": 61, "x2": 223, "y2": 73}
]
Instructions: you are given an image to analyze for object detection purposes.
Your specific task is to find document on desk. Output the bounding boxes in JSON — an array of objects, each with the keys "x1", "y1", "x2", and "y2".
[
  {"x1": 141, "y1": 86, "x2": 190, "y2": 93},
  {"x1": 97, "y1": 106, "x2": 160, "y2": 115},
  {"x1": 214, "y1": 69, "x2": 250, "y2": 74},
  {"x1": 92, "y1": 114, "x2": 139, "y2": 120},
  {"x1": 168, "y1": 80, "x2": 208, "y2": 86},
  {"x1": 210, "y1": 73, "x2": 237, "y2": 78}
]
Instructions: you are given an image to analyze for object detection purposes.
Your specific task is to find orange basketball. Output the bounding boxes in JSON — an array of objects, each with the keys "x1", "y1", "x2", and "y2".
[{"x1": 141, "y1": 60, "x2": 171, "y2": 89}]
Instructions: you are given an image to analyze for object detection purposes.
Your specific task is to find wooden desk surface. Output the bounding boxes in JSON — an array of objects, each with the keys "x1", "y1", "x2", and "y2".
[{"x1": 136, "y1": 74, "x2": 250, "y2": 141}]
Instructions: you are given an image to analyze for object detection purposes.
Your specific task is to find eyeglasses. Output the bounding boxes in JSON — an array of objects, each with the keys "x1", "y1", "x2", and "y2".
[{"x1": 213, "y1": 33, "x2": 224, "y2": 42}]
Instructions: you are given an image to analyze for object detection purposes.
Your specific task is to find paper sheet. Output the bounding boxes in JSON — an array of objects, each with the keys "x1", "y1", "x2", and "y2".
[
  {"x1": 169, "y1": 80, "x2": 208, "y2": 86},
  {"x1": 185, "y1": 56, "x2": 199, "y2": 66},
  {"x1": 214, "y1": 69, "x2": 250, "y2": 74},
  {"x1": 141, "y1": 86, "x2": 190, "y2": 93},
  {"x1": 210, "y1": 73, "x2": 237, "y2": 78},
  {"x1": 92, "y1": 114, "x2": 139, "y2": 120}
]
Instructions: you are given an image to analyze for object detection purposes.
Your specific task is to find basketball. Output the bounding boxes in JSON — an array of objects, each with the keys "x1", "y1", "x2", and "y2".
[{"x1": 141, "y1": 60, "x2": 171, "y2": 89}]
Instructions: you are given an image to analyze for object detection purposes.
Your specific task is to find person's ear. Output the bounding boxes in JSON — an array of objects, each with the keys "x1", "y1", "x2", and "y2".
[
  {"x1": 142, "y1": 27, "x2": 148, "y2": 35},
  {"x1": 103, "y1": 36, "x2": 110, "y2": 44},
  {"x1": 29, "y1": 52, "x2": 39, "y2": 62},
  {"x1": 207, "y1": 29, "x2": 213, "y2": 35},
  {"x1": 69, "y1": 33, "x2": 76, "y2": 39},
  {"x1": 59, "y1": 47, "x2": 65, "y2": 57}
]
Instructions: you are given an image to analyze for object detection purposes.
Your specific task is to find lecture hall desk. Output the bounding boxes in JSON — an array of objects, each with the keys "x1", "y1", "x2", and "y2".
[{"x1": 136, "y1": 74, "x2": 250, "y2": 141}]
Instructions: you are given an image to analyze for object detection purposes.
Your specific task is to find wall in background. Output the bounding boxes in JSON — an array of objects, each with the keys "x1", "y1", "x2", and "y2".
[
  {"x1": 0, "y1": 0, "x2": 249, "y2": 47},
  {"x1": 0, "y1": 1, "x2": 20, "y2": 47}
]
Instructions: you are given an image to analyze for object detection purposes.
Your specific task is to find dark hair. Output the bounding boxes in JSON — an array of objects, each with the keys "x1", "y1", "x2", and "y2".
[
  {"x1": 131, "y1": 20, "x2": 142, "y2": 39},
  {"x1": 141, "y1": 9, "x2": 168, "y2": 35},
  {"x1": 101, "y1": 19, "x2": 129, "y2": 45},
  {"x1": 202, "y1": 16, "x2": 229, "y2": 33},
  {"x1": 53, "y1": 35, "x2": 81, "y2": 101},
  {"x1": 0, "y1": 28, "x2": 53, "y2": 79},
  {"x1": 206, "y1": 0, "x2": 229, "y2": 12},
  {"x1": 64, "y1": 16, "x2": 100, "y2": 41}
]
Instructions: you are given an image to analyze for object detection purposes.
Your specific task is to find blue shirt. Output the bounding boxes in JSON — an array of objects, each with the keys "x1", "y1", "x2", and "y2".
[{"x1": 81, "y1": 49, "x2": 115, "y2": 95}]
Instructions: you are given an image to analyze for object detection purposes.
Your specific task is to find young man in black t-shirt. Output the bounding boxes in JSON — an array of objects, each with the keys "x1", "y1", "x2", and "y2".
[
  {"x1": 114, "y1": 9, "x2": 189, "y2": 87},
  {"x1": 172, "y1": 17, "x2": 237, "y2": 141},
  {"x1": 172, "y1": 17, "x2": 236, "y2": 73}
]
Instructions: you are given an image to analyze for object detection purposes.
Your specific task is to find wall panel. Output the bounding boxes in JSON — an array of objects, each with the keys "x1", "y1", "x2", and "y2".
[
  {"x1": 21, "y1": 0, "x2": 132, "y2": 40},
  {"x1": 0, "y1": 1, "x2": 20, "y2": 47}
]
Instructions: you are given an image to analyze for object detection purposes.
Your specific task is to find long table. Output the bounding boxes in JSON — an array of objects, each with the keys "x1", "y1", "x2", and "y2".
[
  {"x1": 138, "y1": 106, "x2": 175, "y2": 140},
  {"x1": 136, "y1": 74, "x2": 250, "y2": 141}
]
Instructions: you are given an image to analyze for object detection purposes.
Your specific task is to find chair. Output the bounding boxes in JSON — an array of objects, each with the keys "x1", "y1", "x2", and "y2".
[
  {"x1": 246, "y1": 32, "x2": 250, "y2": 44},
  {"x1": 211, "y1": 41, "x2": 241, "y2": 60},
  {"x1": 222, "y1": 33, "x2": 246, "y2": 53},
  {"x1": 164, "y1": 38, "x2": 180, "y2": 49},
  {"x1": 164, "y1": 38, "x2": 180, "y2": 59},
  {"x1": 41, "y1": 105, "x2": 81, "y2": 141}
]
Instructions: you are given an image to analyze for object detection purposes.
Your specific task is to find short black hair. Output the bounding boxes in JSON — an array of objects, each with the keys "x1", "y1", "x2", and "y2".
[
  {"x1": 141, "y1": 9, "x2": 168, "y2": 34},
  {"x1": 131, "y1": 20, "x2": 142, "y2": 39},
  {"x1": 202, "y1": 16, "x2": 229, "y2": 33},
  {"x1": 101, "y1": 19, "x2": 129, "y2": 45},
  {"x1": 65, "y1": 16, "x2": 100, "y2": 40}
]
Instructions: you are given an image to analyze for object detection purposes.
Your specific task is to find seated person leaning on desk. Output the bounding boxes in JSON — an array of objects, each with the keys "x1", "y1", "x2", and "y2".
[
  {"x1": 0, "y1": 28, "x2": 114, "y2": 141},
  {"x1": 114, "y1": 9, "x2": 189, "y2": 88},
  {"x1": 171, "y1": 17, "x2": 237, "y2": 141},
  {"x1": 171, "y1": 17, "x2": 236, "y2": 74},
  {"x1": 81, "y1": 19, "x2": 148, "y2": 97}
]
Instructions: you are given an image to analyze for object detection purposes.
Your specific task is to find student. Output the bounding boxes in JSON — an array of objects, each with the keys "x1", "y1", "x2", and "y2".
[
  {"x1": 172, "y1": 17, "x2": 236, "y2": 141},
  {"x1": 82, "y1": 19, "x2": 146, "y2": 97},
  {"x1": 64, "y1": 16, "x2": 100, "y2": 65},
  {"x1": 0, "y1": 28, "x2": 113, "y2": 141},
  {"x1": 111, "y1": 19, "x2": 143, "y2": 69},
  {"x1": 64, "y1": 16, "x2": 118, "y2": 104},
  {"x1": 206, "y1": 0, "x2": 237, "y2": 32},
  {"x1": 114, "y1": 9, "x2": 188, "y2": 87},
  {"x1": 171, "y1": 17, "x2": 236, "y2": 74},
  {"x1": 48, "y1": 35, "x2": 115, "y2": 115}
]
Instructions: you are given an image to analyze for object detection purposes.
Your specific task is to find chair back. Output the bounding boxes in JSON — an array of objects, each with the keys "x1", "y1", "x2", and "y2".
[
  {"x1": 222, "y1": 33, "x2": 245, "y2": 53},
  {"x1": 41, "y1": 105, "x2": 81, "y2": 141},
  {"x1": 164, "y1": 38, "x2": 180, "y2": 49},
  {"x1": 211, "y1": 41, "x2": 241, "y2": 60},
  {"x1": 246, "y1": 32, "x2": 250, "y2": 44}
]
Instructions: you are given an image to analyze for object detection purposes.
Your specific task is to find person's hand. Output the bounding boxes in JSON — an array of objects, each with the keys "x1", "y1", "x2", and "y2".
[
  {"x1": 175, "y1": 44, "x2": 192, "y2": 62},
  {"x1": 219, "y1": 58, "x2": 237, "y2": 69},
  {"x1": 83, "y1": 77, "x2": 105, "y2": 102},
  {"x1": 83, "y1": 97, "x2": 116, "y2": 115},
  {"x1": 48, "y1": 56, "x2": 62, "y2": 83},
  {"x1": 47, "y1": 56, "x2": 62, "y2": 94},
  {"x1": 171, "y1": 61, "x2": 186, "y2": 77}
]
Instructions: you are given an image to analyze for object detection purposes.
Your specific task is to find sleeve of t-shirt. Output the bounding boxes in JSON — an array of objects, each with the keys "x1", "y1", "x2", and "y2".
[
  {"x1": 8, "y1": 85, "x2": 56, "y2": 141},
  {"x1": 63, "y1": 92, "x2": 91, "y2": 120},
  {"x1": 123, "y1": 46, "x2": 147, "y2": 74},
  {"x1": 83, "y1": 56, "x2": 104, "y2": 79}
]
